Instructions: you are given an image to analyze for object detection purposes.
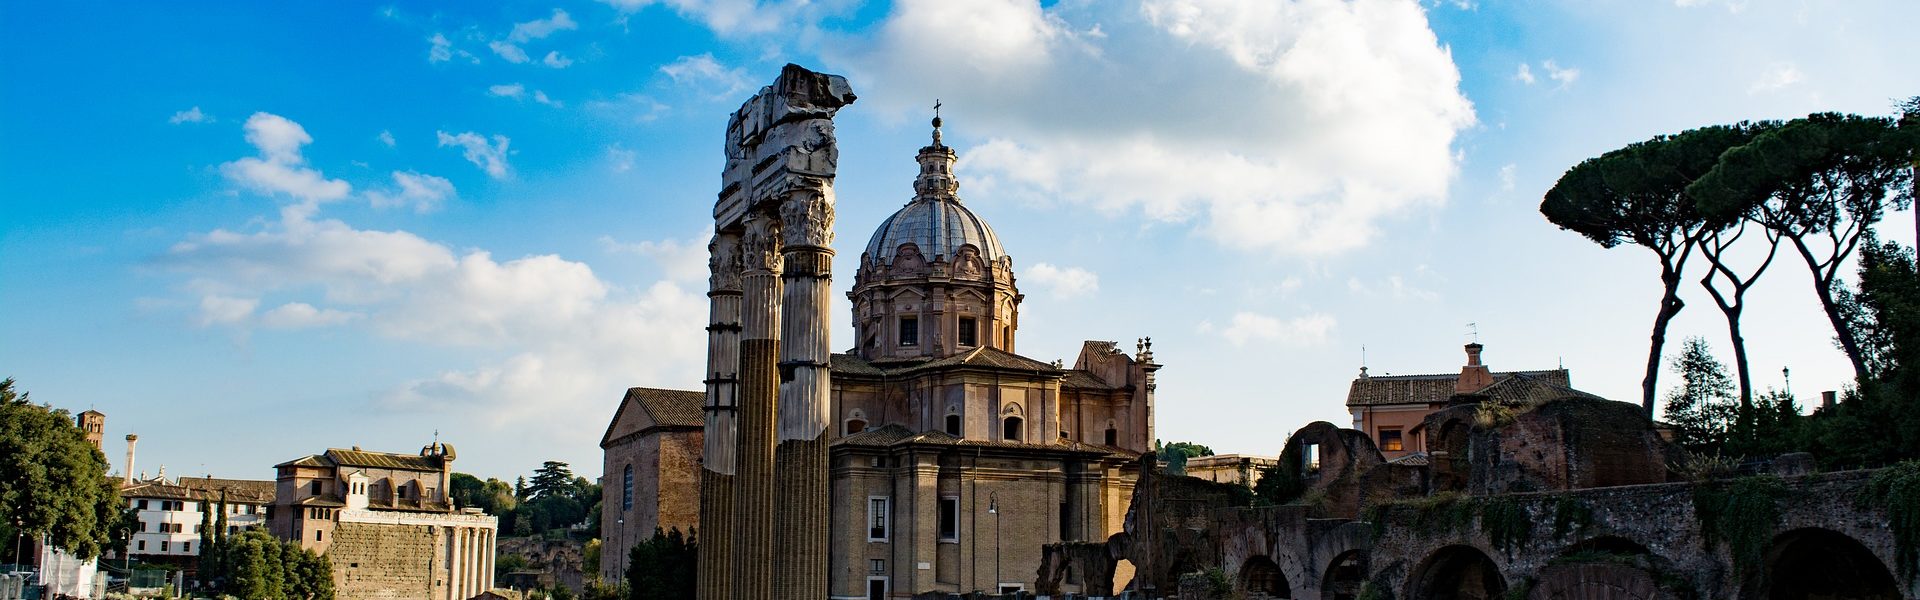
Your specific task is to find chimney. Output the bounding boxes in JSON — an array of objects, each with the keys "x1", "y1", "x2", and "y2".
[
  {"x1": 1822, "y1": 390, "x2": 1837, "y2": 410},
  {"x1": 1457, "y1": 343, "x2": 1493, "y2": 394},
  {"x1": 124, "y1": 434, "x2": 138, "y2": 485}
]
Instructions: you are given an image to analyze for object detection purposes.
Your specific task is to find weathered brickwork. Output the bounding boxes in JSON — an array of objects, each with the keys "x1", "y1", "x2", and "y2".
[{"x1": 331, "y1": 522, "x2": 439, "y2": 600}]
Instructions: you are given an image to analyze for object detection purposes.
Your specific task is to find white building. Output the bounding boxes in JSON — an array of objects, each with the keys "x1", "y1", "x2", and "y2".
[{"x1": 116, "y1": 474, "x2": 275, "y2": 566}]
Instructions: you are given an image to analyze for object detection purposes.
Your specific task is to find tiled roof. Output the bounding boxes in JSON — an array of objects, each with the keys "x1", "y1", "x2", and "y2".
[
  {"x1": 276, "y1": 454, "x2": 334, "y2": 468},
  {"x1": 627, "y1": 387, "x2": 704, "y2": 428},
  {"x1": 1062, "y1": 369, "x2": 1121, "y2": 390},
  {"x1": 1345, "y1": 369, "x2": 1571, "y2": 407},
  {"x1": 174, "y1": 477, "x2": 276, "y2": 503},
  {"x1": 1471, "y1": 372, "x2": 1602, "y2": 406},
  {"x1": 831, "y1": 347, "x2": 1064, "y2": 379},
  {"x1": 1386, "y1": 452, "x2": 1430, "y2": 466},
  {"x1": 325, "y1": 448, "x2": 442, "y2": 472}
]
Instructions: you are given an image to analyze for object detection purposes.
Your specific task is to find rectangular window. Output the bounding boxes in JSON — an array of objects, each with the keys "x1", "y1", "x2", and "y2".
[
  {"x1": 623, "y1": 464, "x2": 635, "y2": 511},
  {"x1": 136, "y1": 499, "x2": 148, "y2": 510},
  {"x1": 160, "y1": 541, "x2": 169, "y2": 552},
  {"x1": 898, "y1": 317, "x2": 919, "y2": 347},
  {"x1": 1304, "y1": 443, "x2": 1321, "y2": 473},
  {"x1": 869, "y1": 559, "x2": 886, "y2": 575},
  {"x1": 136, "y1": 540, "x2": 145, "y2": 551},
  {"x1": 183, "y1": 542, "x2": 191, "y2": 554},
  {"x1": 868, "y1": 497, "x2": 889, "y2": 541},
  {"x1": 939, "y1": 497, "x2": 959, "y2": 541},
  {"x1": 1379, "y1": 428, "x2": 1404, "y2": 452},
  {"x1": 958, "y1": 317, "x2": 977, "y2": 347}
]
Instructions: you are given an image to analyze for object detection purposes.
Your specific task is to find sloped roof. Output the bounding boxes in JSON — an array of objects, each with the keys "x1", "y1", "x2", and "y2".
[
  {"x1": 831, "y1": 347, "x2": 1065, "y2": 379},
  {"x1": 1470, "y1": 371, "x2": 1603, "y2": 406},
  {"x1": 601, "y1": 387, "x2": 705, "y2": 447},
  {"x1": 1386, "y1": 452, "x2": 1431, "y2": 466},
  {"x1": 1062, "y1": 369, "x2": 1123, "y2": 390},
  {"x1": 275, "y1": 454, "x2": 333, "y2": 468},
  {"x1": 1345, "y1": 369, "x2": 1572, "y2": 407},
  {"x1": 325, "y1": 448, "x2": 442, "y2": 472},
  {"x1": 174, "y1": 476, "x2": 276, "y2": 503}
]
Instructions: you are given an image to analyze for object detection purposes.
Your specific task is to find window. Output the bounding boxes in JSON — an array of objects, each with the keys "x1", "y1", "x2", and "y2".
[
  {"x1": 958, "y1": 318, "x2": 977, "y2": 347},
  {"x1": 622, "y1": 464, "x2": 634, "y2": 511},
  {"x1": 315, "y1": 530, "x2": 324, "y2": 542},
  {"x1": 1304, "y1": 443, "x2": 1321, "y2": 473},
  {"x1": 229, "y1": 526, "x2": 238, "y2": 535},
  {"x1": 1002, "y1": 416, "x2": 1024, "y2": 442},
  {"x1": 135, "y1": 499, "x2": 147, "y2": 510},
  {"x1": 1379, "y1": 428, "x2": 1404, "y2": 452},
  {"x1": 898, "y1": 317, "x2": 919, "y2": 346},
  {"x1": 945, "y1": 414, "x2": 961, "y2": 436},
  {"x1": 160, "y1": 541, "x2": 169, "y2": 552},
  {"x1": 869, "y1": 559, "x2": 886, "y2": 575},
  {"x1": 310, "y1": 480, "x2": 323, "y2": 495},
  {"x1": 183, "y1": 542, "x2": 191, "y2": 554},
  {"x1": 846, "y1": 419, "x2": 868, "y2": 435},
  {"x1": 938, "y1": 497, "x2": 959, "y2": 541},
  {"x1": 868, "y1": 497, "x2": 889, "y2": 541},
  {"x1": 136, "y1": 540, "x2": 146, "y2": 551},
  {"x1": 1104, "y1": 428, "x2": 1118, "y2": 447}
]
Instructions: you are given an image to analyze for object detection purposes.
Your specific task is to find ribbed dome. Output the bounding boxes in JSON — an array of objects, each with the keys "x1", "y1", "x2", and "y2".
[{"x1": 864, "y1": 198, "x2": 1005, "y2": 264}]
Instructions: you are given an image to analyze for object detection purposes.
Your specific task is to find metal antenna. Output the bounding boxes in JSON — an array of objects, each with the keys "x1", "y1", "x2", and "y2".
[{"x1": 1467, "y1": 322, "x2": 1479, "y2": 343}]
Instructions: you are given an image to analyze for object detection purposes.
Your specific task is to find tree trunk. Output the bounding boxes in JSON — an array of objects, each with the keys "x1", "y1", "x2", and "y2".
[
  {"x1": 1791, "y1": 236, "x2": 1872, "y2": 383},
  {"x1": 1644, "y1": 263, "x2": 1687, "y2": 418}
]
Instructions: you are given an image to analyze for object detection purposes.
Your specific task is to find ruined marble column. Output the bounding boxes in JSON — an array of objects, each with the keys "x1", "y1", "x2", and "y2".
[
  {"x1": 698, "y1": 232, "x2": 744, "y2": 600},
  {"x1": 772, "y1": 189, "x2": 834, "y2": 599},
  {"x1": 731, "y1": 213, "x2": 781, "y2": 600}
]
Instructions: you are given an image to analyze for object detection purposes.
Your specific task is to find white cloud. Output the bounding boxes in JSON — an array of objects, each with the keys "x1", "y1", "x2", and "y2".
[
  {"x1": 428, "y1": 33, "x2": 453, "y2": 63},
  {"x1": 1217, "y1": 311, "x2": 1335, "y2": 347},
  {"x1": 197, "y1": 295, "x2": 258, "y2": 327},
  {"x1": 1542, "y1": 59, "x2": 1580, "y2": 88},
  {"x1": 658, "y1": 53, "x2": 746, "y2": 99},
  {"x1": 260, "y1": 302, "x2": 361, "y2": 329},
  {"x1": 1749, "y1": 62, "x2": 1803, "y2": 94},
  {"x1": 1498, "y1": 163, "x2": 1516, "y2": 192},
  {"x1": 1675, "y1": 0, "x2": 1746, "y2": 12},
  {"x1": 596, "y1": 0, "x2": 823, "y2": 36},
  {"x1": 533, "y1": 90, "x2": 562, "y2": 107},
  {"x1": 543, "y1": 51, "x2": 573, "y2": 69},
  {"x1": 1514, "y1": 63, "x2": 1536, "y2": 85},
  {"x1": 599, "y1": 234, "x2": 708, "y2": 282},
  {"x1": 606, "y1": 144, "x2": 637, "y2": 172},
  {"x1": 839, "y1": 0, "x2": 1474, "y2": 257},
  {"x1": 489, "y1": 83, "x2": 527, "y2": 99},
  {"x1": 169, "y1": 106, "x2": 212, "y2": 124},
  {"x1": 1347, "y1": 274, "x2": 1439, "y2": 302},
  {"x1": 589, "y1": 93, "x2": 670, "y2": 123},
  {"x1": 1025, "y1": 262, "x2": 1100, "y2": 298},
  {"x1": 366, "y1": 170, "x2": 456, "y2": 213},
  {"x1": 508, "y1": 9, "x2": 577, "y2": 42},
  {"x1": 219, "y1": 112, "x2": 352, "y2": 207},
  {"x1": 377, "y1": 130, "x2": 396, "y2": 147},
  {"x1": 489, "y1": 40, "x2": 530, "y2": 64},
  {"x1": 435, "y1": 131, "x2": 512, "y2": 179}
]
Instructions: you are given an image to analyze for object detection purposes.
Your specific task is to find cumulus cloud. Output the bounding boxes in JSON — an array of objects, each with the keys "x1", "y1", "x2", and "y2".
[
  {"x1": 1749, "y1": 62, "x2": 1803, "y2": 94},
  {"x1": 219, "y1": 112, "x2": 352, "y2": 207},
  {"x1": 596, "y1": 0, "x2": 826, "y2": 35},
  {"x1": 428, "y1": 33, "x2": 454, "y2": 62},
  {"x1": 366, "y1": 170, "x2": 456, "y2": 213},
  {"x1": 543, "y1": 51, "x2": 573, "y2": 69},
  {"x1": 197, "y1": 295, "x2": 259, "y2": 327},
  {"x1": 1541, "y1": 59, "x2": 1580, "y2": 88},
  {"x1": 260, "y1": 302, "x2": 361, "y2": 329},
  {"x1": 377, "y1": 130, "x2": 397, "y2": 147},
  {"x1": 1211, "y1": 311, "x2": 1335, "y2": 347},
  {"x1": 836, "y1": 0, "x2": 1474, "y2": 257},
  {"x1": 599, "y1": 234, "x2": 709, "y2": 282},
  {"x1": 1025, "y1": 262, "x2": 1100, "y2": 298},
  {"x1": 170, "y1": 106, "x2": 212, "y2": 124},
  {"x1": 658, "y1": 53, "x2": 747, "y2": 99},
  {"x1": 533, "y1": 90, "x2": 561, "y2": 107},
  {"x1": 508, "y1": 9, "x2": 577, "y2": 42},
  {"x1": 489, "y1": 40, "x2": 531, "y2": 64},
  {"x1": 589, "y1": 93, "x2": 670, "y2": 123},
  {"x1": 436, "y1": 131, "x2": 512, "y2": 179},
  {"x1": 1514, "y1": 63, "x2": 1536, "y2": 85},
  {"x1": 489, "y1": 83, "x2": 527, "y2": 99}
]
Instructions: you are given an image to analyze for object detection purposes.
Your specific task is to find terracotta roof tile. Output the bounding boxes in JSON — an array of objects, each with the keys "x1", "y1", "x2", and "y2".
[
  {"x1": 325, "y1": 448, "x2": 442, "y2": 472},
  {"x1": 625, "y1": 387, "x2": 704, "y2": 428},
  {"x1": 1345, "y1": 369, "x2": 1573, "y2": 407}
]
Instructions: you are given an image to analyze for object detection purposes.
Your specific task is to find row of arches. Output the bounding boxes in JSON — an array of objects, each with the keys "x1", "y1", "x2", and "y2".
[{"x1": 1235, "y1": 528, "x2": 1900, "y2": 600}]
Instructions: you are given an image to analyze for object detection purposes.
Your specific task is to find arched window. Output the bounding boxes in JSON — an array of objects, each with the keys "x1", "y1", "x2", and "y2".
[
  {"x1": 622, "y1": 464, "x2": 634, "y2": 511},
  {"x1": 846, "y1": 419, "x2": 868, "y2": 435},
  {"x1": 1003, "y1": 416, "x2": 1024, "y2": 442},
  {"x1": 945, "y1": 414, "x2": 962, "y2": 436},
  {"x1": 1104, "y1": 427, "x2": 1118, "y2": 447}
]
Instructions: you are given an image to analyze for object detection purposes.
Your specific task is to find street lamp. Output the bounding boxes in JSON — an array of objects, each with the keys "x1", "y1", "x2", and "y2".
[
  {"x1": 13, "y1": 518, "x2": 22, "y2": 572},
  {"x1": 988, "y1": 492, "x2": 999, "y2": 596}
]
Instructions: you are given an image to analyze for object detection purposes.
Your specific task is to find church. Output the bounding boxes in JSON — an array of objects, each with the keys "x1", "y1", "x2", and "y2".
[{"x1": 600, "y1": 114, "x2": 1157, "y2": 598}]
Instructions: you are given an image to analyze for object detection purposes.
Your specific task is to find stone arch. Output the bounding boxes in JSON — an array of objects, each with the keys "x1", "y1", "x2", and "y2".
[
  {"x1": 1529, "y1": 537, "x2": 1670, "y2": 600},
  {"x1": 844, "y1": 409, "x2": 868, "y2": 435},
  {"x1": 1239, "y1": 555, "x2": 1292, "y2": 599},
  {"x1": 1752, "y1": 527, "x2": 1899, "y2": 600},
  {"x1": 1321, "y1": 550, "x2": 1368, "y2": 600},
  {"x1": 1407, "y1": 545, "x2": 1506, "y2": 600}
]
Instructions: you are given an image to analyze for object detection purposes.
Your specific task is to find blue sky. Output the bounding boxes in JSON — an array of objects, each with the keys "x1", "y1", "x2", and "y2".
[{"x1": 3, "y1": 0, "x2": 1916, "y2": 483}]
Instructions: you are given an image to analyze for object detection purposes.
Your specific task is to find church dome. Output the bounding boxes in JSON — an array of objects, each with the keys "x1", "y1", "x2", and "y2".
[{"x1": 863, "y1": 197, "x2": 1005, "y2": 264}]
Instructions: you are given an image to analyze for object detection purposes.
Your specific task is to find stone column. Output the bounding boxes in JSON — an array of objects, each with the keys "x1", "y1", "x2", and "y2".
[
  {"x1": 731, "y1": 213, "x2": 782, "y2": 600},
  {"x1": 773, "y1": 190, "x2": 834, "y2": 599},
  {"x1": 699, "y1": 232, "x2": 744, "y2": 600}
]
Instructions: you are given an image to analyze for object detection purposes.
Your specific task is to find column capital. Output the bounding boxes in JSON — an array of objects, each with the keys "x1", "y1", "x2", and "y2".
[
  {"x1": 742, "y1": 212, "x2": 783, "y2": 274},
  {"x1": 779, "y1": 186, "x2": 834, "y2": 249},
  {"x1": 709, "y1": 232, "x2": 744, "y2": 292}
]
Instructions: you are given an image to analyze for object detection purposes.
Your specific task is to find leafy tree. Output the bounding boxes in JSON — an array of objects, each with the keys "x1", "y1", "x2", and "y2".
[
  {"x1": 1154, "y1": 440, "x2": 1213, "y2": 476},
  {"x1": 217, "y1": 530, "x2": 331, "y2": 600},
  {"x1": 1662, "y1": 337, "x2": 1738, "y2": 454},
  {"x1": 0, "y1": 378, "x2": 120, "y2": 559},
  {"x1": 1693, "y1": 112, "x2": 1919, "y2": 382},
  {"x1": 626, "y1": 528, "x2": 696, "y2": 600},
  {"x1": 529, "y1": 461, "x2": 577, "y2": 500},
  {"x1": 1543, "y1": 124, "x2": 1768, "y2": 415},
  {"x1": 451, "y1": 473, "x2": 517, "y2": 515},
  {"x1": 1813, "y1": 235, "x2": 1920, "y2": 466}
]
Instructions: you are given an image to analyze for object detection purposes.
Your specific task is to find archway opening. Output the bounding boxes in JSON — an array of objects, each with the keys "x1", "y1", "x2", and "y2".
[
  {"x1": 1321, "y1": 550, "x2": 1368, "y2": 600},
  {"x1": 1760, "y1": 528, "x2": 1899, "y2": 600},
  {"x1": 1409, "y1": 545, "x2": 1505, "y2": 600},
  {"x1": 1239, "y1": 555, "x2": 1291, "y2": 599},
  {"x1": 1003, "y1": 416, "x2": 1024, "y2": 442}
]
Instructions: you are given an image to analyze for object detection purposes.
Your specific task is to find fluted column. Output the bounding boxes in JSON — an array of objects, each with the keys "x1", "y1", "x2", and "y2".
[
  {"x1": 699, "y1": 232, "x2": 744, "y2": 600},
  {"x1": 731, "y1": 213, "x2": 781, "y2": 600},
  {"x1": 773, "y1": 189, "x2": 834, "y2": 599}
]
